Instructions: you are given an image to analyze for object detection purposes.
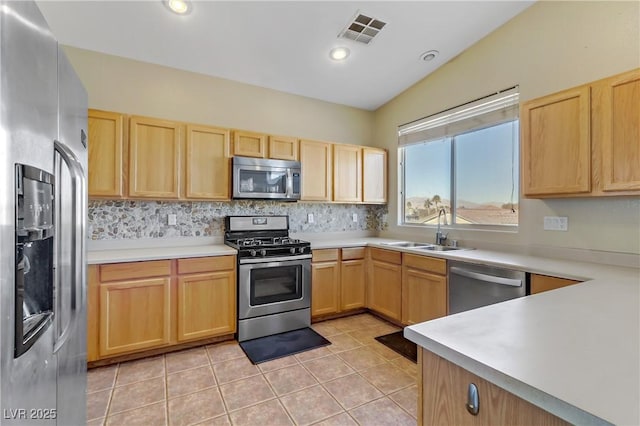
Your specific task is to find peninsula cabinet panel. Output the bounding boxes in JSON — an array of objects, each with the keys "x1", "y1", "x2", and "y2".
[
  {"x1": 592, "y1": 68, "x2": 640, "y2": 193},
  {"x1": 88, "y1": 109, "x2": 126, "y2": 198},
  {"x1": 311, "y1": 260, "x2": 340, "y2": 317},
  {"x1": 177, "y1": 270, "x2": 236, "y2": 342},
  {"x1": 368, "y1": 259, "x2": 402, "y2": 321},
  {"x1": 333, "y1": 144, "x2": 362, "y2": 202},
  {"x1": 233, "y1": 130, "x2": 266, "y2": 158},
  {"x1": 99, "y1": 277, "x2": 171, "y2": 357},
  {"x1": 269, "y1": 135, "x2": 299, "y2": 161},
  {"x1": 340, "y1": 258, "x2": 365, "y2": 311},
  {"x1": 530, "y1": 274, "x2": 581, "y2": 295},
  {"x1": 363, "y1": 147, "x2": 387, "y2": 203},
  {"x1": 185, "y1": 125, "x2": 231, "y2": 200},
  {"x1": 300, "y1": 140, "x2": 333, "y2": 201},
  {"x1": 402, "y1": 268, "x2": 446, "y2": 325},
  {"x1": 87, "y1": 265, "x2": 100, "y2": 362},
  {"x1": 129, "y1": 116, "x2": 181, "y2": 199},
  {"x1": 420, "y1": 349, "x2": 570, "y2": 425},
  {"x1": 521, "y1": 85, "x2": 591, "y2": 196}
]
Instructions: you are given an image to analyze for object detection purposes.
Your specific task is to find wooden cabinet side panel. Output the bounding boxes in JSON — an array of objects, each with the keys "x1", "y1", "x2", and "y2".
[
  {"x1": 401, "y1": 267, "x2": 447, "y2": 325},
  {"x1": 300, "y1": 140, "x2": 332, "y2": 201},
  {"x1": 185, "y1": 125, "x2": 231, "y2": 200},
  {"x1": 368, "y1": 260, "x2": 402, "y2": 321},
  {"x1": 88, "y1": 109, "x2": 125, "y2": 198},
  {"x1": 129, "y1": 116, "x2": 181, "y2": 198},
  {"x1": 421, "y1": 348, "x2": 570, "y2": 425},
  {"x1": 99, "y1": 277, "x2": 171, "y2": 357},
  {"x1": 530, "y1": 274, "x2": 581, "y2": 294},
  {"x1": 341, "y1": 259, "x2": 365, "y2": 310},
  {"x1": 594, "y1": 69, "x2": 640, "y2": 192},
  {"x1": 363, "y1": 148, "x2": 387, "y2": 203},
  {"x1": 521, "y1": 87, "x2": 591, "y2": 196},
  {"x1": 87, "y1": 265, "x2": 100, "y2": 362},
  {"x1": 269, "y1": 136, "x2": 299, "y2": 160},
  {"x1": 177, "y1": 270, "x2": 236, "y2": 342},
  {"x1": 333, "y1": 144, "x2": 362, "y2": 202},
  {"x1": 311, "y1": 261, "x2": 340, "y2": 317}
]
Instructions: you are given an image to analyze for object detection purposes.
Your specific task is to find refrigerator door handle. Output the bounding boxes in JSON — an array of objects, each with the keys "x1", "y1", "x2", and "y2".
[{"x1": 53, "y1": 139, "x2": 85, "y2": 353}]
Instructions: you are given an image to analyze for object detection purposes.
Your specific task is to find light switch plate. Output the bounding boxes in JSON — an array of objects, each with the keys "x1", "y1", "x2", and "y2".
[
  {"x1": 168, "y1": 214, "x2": 177, "y2": 226},
  {"x1": 352, "y1": 213, "x2": 358, "y2": 222},
  {"x1": 543, "y1": 216, "x2": 568, "y2": 231},
  {"x1": 307, "y1": 213, "x2": 314, "y2": 224}
]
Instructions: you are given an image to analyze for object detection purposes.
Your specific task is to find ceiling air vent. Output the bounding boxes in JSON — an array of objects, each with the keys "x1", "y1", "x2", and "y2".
[{"x1": 338, "y1": 12, "x2": 386, "y2": 45}]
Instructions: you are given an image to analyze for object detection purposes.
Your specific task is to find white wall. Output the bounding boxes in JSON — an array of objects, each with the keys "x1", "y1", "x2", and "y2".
[
  {"x1": 63, "y1": 46, "x2": 375, "y2": 146},
  {"x1": 373, "y1": 1, "x2": 640, "y2": 255}
]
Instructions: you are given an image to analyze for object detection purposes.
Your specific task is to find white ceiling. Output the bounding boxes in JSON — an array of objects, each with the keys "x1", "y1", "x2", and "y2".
[{"x1": 37, "y1": 1, "x2": 534, "y2": 111}]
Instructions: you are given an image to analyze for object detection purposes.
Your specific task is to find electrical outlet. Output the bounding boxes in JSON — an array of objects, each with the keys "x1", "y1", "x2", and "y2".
[
  {"x1": 352, "y1": 213, "x2": 358, "y2": 222},
  {"x1": 543, "y1": 216, "x2": 568, "y2": 231},
  {"x1": 307, "y1": 213, "x2": 314, "y2": 224},
  {"x1": 168, "y1": 214, "x2": 177, "y2": 226}
]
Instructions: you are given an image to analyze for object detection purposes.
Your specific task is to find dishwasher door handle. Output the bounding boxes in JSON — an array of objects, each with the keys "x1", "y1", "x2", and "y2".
[{"x1": 449, "y1": 266, "x2": 522, "y2": 287}]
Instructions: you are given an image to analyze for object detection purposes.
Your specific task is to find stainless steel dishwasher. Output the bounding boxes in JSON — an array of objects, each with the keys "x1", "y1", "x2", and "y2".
[{"x1": 448, "y1": 260, "x2": 527, "y2": 314}]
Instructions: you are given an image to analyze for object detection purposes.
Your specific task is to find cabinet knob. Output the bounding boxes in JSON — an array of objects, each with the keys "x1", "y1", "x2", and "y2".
[{"x1": 466, "y1": 383, "x2": 479, "y2": 416}]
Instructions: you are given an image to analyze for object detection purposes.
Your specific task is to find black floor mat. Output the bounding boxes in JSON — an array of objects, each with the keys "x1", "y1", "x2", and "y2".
[
  {"x1": 375, "y1": 331, "x2": 417, "y2": 363},
  {"x1": 239, "y1": 328, "x2": 331, "y2": 364}
]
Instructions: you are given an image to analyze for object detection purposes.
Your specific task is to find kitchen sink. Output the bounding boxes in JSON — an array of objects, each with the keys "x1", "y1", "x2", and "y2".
[
  {"x1": 381, "y1": 241, "x2": 432, "y2": 248},
  {"x1": 415, "y1": 245, "x2": 472, "y2": 252}
]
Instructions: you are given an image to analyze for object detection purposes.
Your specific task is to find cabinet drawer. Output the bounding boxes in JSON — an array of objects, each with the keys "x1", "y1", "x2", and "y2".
[
  {"x1": 403, "y1": 254, "x2": 446, "y2": 275},
  {"x1": 341, "y1": 247, "x2": 365, "y2": 260},
  {"x1": 100, "y1": 260, "x2": 171, "y2": 282},
  {"x1": 178, "y1": 256, "x2": 235, "y2": 274},
  {"x1": 312, "y1": 249, "x2": 339, "y2": 262},
  {"x1": 370, "y1": 248, "x2": 402, "y2": 265}
]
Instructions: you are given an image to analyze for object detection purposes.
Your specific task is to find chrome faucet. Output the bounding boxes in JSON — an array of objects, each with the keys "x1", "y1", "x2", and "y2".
[{"x1": 436, "y1": 208, "x2": 448, "y2": 246}]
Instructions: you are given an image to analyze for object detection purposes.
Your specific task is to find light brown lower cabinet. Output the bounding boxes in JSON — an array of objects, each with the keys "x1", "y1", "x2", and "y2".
[
  {"x1": 367, "y1": 248, "x2": 402, "y2": 322},
  {"x1": 88, "y1": 255, "x2": 236, "y2": 361},
  {"x1": 402, "y1": 254, "x2": 447, "y2": 325},
  {"x1": 420, "y1": 348, "x2": 570, "y2": 425},
  {"x1": 530, "y1": 274, "x2": 581, "y2": 294}
]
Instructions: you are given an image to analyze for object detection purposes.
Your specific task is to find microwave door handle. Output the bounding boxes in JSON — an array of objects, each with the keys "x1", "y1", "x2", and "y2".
[
  {"x1": 53, "y1": 140, "x2": 85, "y2": 353},
  {"x1": 286, "y1": 169, "x2": 294, "y2": 198}
]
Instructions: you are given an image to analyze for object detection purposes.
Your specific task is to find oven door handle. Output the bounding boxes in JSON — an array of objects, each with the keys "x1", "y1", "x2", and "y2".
[{"x1": 239, "y1": 253, "x2": 312, "y2": 264}]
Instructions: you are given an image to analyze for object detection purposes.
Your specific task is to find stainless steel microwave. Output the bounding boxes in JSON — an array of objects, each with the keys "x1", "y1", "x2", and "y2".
[{"x1": 232, "y1": 156, "x2": 301, "y2": 201}]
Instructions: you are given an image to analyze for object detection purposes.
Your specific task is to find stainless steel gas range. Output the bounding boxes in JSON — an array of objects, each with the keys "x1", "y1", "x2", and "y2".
[{"x1": 224, "y1": 216, "x2": 311, "y2": 342}]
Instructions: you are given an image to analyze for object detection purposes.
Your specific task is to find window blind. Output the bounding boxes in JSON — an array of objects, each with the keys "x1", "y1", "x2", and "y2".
[{"x1": 398, "y1": 87, "x2": 519, "y2": 146}]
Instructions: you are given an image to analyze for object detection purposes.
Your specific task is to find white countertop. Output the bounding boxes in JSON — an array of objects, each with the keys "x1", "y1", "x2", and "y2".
[{"x1": 88, "y1": 244, "x2": 236, "y2": 264}]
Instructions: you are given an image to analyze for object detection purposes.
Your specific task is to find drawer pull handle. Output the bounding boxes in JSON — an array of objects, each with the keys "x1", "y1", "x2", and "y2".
[{"x1": 466, "y1": 383, "x2": 479, "y2": 415}]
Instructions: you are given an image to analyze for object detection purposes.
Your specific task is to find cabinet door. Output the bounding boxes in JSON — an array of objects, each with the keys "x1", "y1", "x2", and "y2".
[
  {"x1": 521, "y1": 86, "x2": 591, "y2": 196},
  {"x1": 593, "y1": 69, "x2": 640, "y2": 193},
  {"x1": 363, "y1": 147, "x2": 387, "y2": 203},
  {"x1": 87, "y1": 265, "x2": 99, "y2": 362},
  {"x1": 421, "y1": 349, "x2": 570, "y2": 425},
  {"x1": 233, "y1": 130, "x2": 266, "y2": 158},
  {"x1": 311, "y1": 261, "x2": 340, "y2": 317},
  {"x1": 269, "y1": 135, "x2": 298, "y2": 160},
  {"x1": 177, "y1": 270, "x2": 236, "y2": 341},
  {"x1": 368, "y1": 260, "x2": 402, "y2": 321},
  {"x1": 333, "y1": 144, "x2": 362, "y2": 202},
  {"x1": 401, "y1": 267, "x2": 446, "y2": 325},
  {"x1": 530, "y1": 274, "x2": 580, "y2": 295},
  {"x1": 129, "y1": 116, "x2": 181, "y2": 198},
  {"x1": 341, "y1": 259, "x2": 365, "y2": 311},
  {"x1": 99, "y1": 277, "x2": 171, "y2": 357},
  {"x1": 88, "y1": 109, "x2": 125, "y2": 198},
  {"x1": 185, "y1": 125, "x2": 231, "y2": 199},
  {"x1": 300, "y1": 140, "x2": 333, "y2": 201}
]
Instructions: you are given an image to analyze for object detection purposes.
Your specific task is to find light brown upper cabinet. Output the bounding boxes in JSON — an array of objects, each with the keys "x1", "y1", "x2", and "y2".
[
  {"x1": 592, "y1": 69, "x2": 640, "y2": 194},
  {"x1": 522, "y1": 68, "x2": 640, "y2": 198},
  {"x1": 269, "y1": 135, "x2": 299, "y2": 161},
  {"x1": 88, "y1": 109, "x2": 126, "y2": 198},
  {"x1": 232, "y1": 130, "x2": 267, "y2": 158},
  {"x1": 363, "y1": 147, "x2": 387, "y2": 203},
  {"x1": 185, "y1": 125, "x2": 231, "y2": 200},
  {"x1": 521, "y1": 85, "x2": 591, "y2": 196},
  {"x1": 300, "y1": 139, "x2": 333, "y2": 201},
  {"x1": 333, "y1": 144, "x2": 362, "y2": 202},
  {"x1": 129, "y1": 116, "x2": 181, "y2": 199}
]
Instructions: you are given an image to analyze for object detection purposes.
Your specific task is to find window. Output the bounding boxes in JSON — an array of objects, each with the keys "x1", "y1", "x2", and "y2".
[{"x1": 399, "y1": 88, "x2": 519, "y2": 228}]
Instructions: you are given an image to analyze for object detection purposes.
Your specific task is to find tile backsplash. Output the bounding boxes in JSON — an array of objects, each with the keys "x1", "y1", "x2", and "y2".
[{"x1": 88, "y1": 200, "x2": 388, "y2": 240}]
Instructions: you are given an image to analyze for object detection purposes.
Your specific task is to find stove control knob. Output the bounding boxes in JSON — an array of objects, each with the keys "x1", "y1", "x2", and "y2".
[
  {"x1": 298, "y1": 247, "x2": 305, "y2": 254},
  {"x1": 290, "y1": 248, "x2": 296, "y2": 254},
  {"x1": 260, "y1": 249, "x2": 267, "y2": 257},
  {"x1": 249, "y1": 250, "x2": 257, "y2": 257}
]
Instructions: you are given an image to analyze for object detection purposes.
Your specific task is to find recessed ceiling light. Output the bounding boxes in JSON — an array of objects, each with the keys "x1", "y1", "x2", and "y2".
[
  {"x1": 164, "y1": 0, "x2": 192, "y2": 15},
  {"x1": 330, "y1": 47, "x2": 350, "y2": 61},
  {"x1": 420, "y1": 50, "x2": 439, "y2": 62}
]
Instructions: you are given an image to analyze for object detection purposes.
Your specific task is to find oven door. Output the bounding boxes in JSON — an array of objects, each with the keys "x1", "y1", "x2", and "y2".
[{"x1": 238, "y1": 256, "x2": 311, "y2": 320}]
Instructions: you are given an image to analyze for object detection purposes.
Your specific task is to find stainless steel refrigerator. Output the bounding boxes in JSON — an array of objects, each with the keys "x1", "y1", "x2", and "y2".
[{"x1": 0, "y1": 1, "x2": 87, "y2": 425}]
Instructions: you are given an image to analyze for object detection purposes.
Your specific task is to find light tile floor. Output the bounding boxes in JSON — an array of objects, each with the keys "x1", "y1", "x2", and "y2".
[{"x1": 87, "y1": 313, "x2": 418, "y2": 426}]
